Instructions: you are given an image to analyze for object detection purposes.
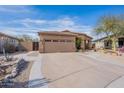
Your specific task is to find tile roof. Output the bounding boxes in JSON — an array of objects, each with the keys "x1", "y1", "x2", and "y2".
[
  {"x1": 38, "y1": 30, "x2": 92, "y2": 39},
  {"x1": 38, "y1": 31, "x2": 77, "y2": 36}
]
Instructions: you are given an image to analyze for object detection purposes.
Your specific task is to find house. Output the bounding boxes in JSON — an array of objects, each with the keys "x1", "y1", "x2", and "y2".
[
  {"x1": 93, "y1": 35, "x2": 124, "y2": 49},
  {"x1": 0, "y1": 32, "x2": 20, "y2": 53},
  {"x1": 38, "y1": 30, "x2": 92, "y2": 53}
]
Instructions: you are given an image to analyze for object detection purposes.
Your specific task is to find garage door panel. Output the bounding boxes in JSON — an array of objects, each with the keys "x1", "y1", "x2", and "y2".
[{"x1": 44, "y1": 42, "x2": 76, "y2": 53}]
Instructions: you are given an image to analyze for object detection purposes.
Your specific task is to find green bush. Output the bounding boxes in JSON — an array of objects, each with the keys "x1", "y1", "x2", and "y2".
[{"x1": 75, "y1": 37, "x2": 82, "y2": 51}]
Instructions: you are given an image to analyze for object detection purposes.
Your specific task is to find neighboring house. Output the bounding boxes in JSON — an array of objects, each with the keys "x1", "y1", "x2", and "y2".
[
  {"x1": 38, "y1": 30, "x2": 92, "y2": 53},
  {"x1": 0, "y1": 32, "x2": 20, "y2": 53},
  {"x1": 93, "y1": 35, "x2": 124, "y2": 49}
]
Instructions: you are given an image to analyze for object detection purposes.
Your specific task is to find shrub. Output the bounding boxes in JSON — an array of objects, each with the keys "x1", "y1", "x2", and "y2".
[
  {"x1": 3, "y1": 42, "x2": 16, "y2": 53},
  {"x1": 75, "y1": 37, "x2": 82, "y2": 51}
]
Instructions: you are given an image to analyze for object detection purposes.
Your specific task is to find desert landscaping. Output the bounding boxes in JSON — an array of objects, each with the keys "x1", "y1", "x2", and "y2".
[
  {"x1": 0, "y1": 49, "x2": 124, "y2": 88},
  {"x1": 1, "y1": 5, "x2": 124, "y2": 88}
]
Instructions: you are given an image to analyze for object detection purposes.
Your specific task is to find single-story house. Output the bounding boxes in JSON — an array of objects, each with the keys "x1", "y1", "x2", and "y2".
[
  {"x1": 0, "y1": 30, "x2": 92, "y2": 53},
  {"x1": 93, "y1": 35, "x2": 124, "y2": 49},
  {"x1": 38, "y1": 30, "x2": 92, "y2": 53},
  {"x1": 0, "y1": 32, "x2": 20, "y2": 53}
]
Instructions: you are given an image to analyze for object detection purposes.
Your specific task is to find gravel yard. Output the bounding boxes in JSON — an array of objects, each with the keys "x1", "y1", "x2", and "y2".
[
  {"x1": 14, "y1": 61, "x2": 33, "y2": 87},
  {"x1": 0, "y1": 52, "x2": 34, "y2": 88}
]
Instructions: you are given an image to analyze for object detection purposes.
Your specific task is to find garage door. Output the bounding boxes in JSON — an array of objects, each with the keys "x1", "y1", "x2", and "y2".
[{"x1": 44, "y1": 39, "x2": 76, "y2": 53}]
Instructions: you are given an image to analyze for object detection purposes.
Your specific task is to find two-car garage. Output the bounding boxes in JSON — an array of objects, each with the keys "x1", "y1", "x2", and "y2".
[{"x1": 38, "y1": 31, "x2": 76, "y2": 53}]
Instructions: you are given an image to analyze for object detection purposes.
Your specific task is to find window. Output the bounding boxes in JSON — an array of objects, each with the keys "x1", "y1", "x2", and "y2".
[
  {"x1": 53, "y1": 40, "x2": 58, "y2": 42},
  {"x1": 45, "y1": 40, "x2": 51, "y2": 42},
  {"x1": 66, "y1": 40, "x2": 72, "y2": 42},
  {"x1": 12, "y1": 39, "x2": 15, "y2": 43},
  {"x1": 60, "y1": 40, "x2": 65, "y2": 42}
]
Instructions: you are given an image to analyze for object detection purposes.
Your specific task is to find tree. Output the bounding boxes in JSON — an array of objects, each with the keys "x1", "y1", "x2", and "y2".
[
  {"x1": 18, "y1": 35, "x2": 39, "y2": 42},
  {"x1": 94, "y1": 15, "x2": 124, "y2": 51},
  {"x1": 3, "y1": 42, "x2": 16, "y2": 53},
  {"x1": 18, "y1": 35, "x2": 33, "y2": 41}
]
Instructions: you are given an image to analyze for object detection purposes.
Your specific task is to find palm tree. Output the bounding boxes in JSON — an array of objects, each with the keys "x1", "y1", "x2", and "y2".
[{"x1": 94, "y1": 15, "x2": 124, "y2": 51}]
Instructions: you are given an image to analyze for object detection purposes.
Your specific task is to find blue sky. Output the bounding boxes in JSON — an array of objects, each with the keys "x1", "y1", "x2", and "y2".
[{"x1": 0, "y1": 5, "x2": 124, "y2": 39}]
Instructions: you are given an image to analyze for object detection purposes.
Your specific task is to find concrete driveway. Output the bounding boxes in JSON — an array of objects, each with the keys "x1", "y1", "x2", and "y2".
[{"x1": 41, "y1": 51, "x2": 124, "y2": 88}]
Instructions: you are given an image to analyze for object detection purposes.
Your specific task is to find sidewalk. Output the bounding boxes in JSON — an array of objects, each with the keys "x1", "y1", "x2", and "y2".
[{"x1": 28, "y1": 53, "x2": 48, "y2": 88}]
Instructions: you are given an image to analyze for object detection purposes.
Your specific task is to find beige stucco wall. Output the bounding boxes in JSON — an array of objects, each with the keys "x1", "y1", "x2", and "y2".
[
  {"x1": 20, "y1": 41, "x2": 33, "y2": 51},
  {"x1": 39, "y1": 34, "x2": 76, "y2": 53},
  {"x1": 57, "y1": 31, "x2": 92, "y2": 50}
]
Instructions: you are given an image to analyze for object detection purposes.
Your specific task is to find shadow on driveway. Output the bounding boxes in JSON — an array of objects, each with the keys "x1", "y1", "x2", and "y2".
[{"x1": 0, "y1": 78, "x2": 50, "y2": 88}]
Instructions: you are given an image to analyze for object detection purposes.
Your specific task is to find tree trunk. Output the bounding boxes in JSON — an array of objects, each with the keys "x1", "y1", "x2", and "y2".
[{"x1": 112, "y1": 38, "x2": 116, "y2": 52}]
